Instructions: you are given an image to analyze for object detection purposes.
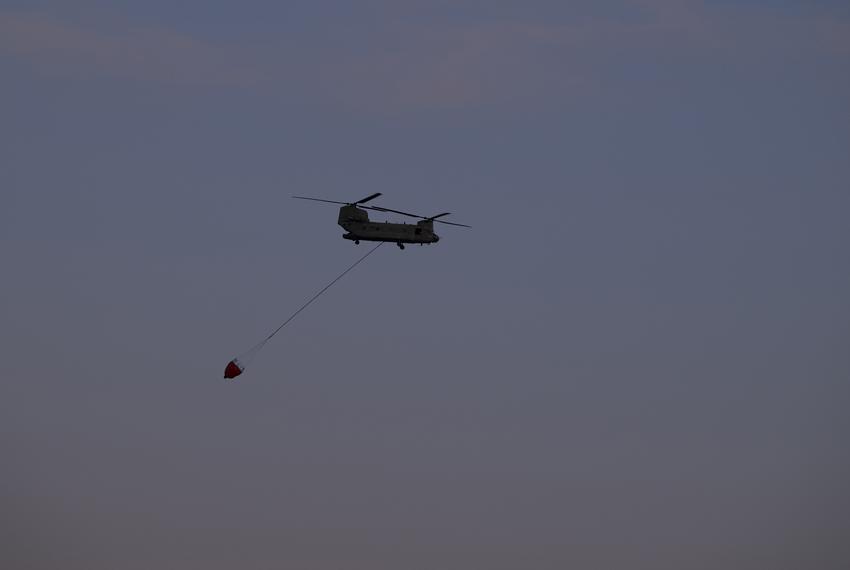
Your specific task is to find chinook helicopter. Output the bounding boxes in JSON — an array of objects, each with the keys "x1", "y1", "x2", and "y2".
[{"x1": 293, "y1": 193, "x2": 470, "y2": 249}]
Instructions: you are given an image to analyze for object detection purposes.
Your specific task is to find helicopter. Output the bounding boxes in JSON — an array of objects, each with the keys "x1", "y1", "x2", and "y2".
[{"x1": 293, "y1": 193, "x2": 470, "y2": 249}]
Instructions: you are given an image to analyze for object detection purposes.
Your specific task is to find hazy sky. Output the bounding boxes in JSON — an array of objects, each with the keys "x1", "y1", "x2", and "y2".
[{"x1": 2, "y1": 1, "x2": 849, "y2": 568}]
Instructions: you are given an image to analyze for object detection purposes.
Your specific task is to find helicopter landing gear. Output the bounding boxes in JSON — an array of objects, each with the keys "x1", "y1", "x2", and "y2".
[
  {"x1": 397, "y1": 242, "x2": 405, "y2": 250},
  {"x1": 354, "y1": 240, "x2": 360, "y2": 244}
]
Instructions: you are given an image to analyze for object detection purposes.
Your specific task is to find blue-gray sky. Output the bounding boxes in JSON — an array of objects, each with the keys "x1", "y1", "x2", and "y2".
[{"x1": 2, "y1": 1, "x2": 849, "y2": 568}]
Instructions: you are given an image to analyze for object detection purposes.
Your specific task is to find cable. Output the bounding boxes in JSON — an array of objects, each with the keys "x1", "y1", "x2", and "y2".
[
  {"x1": 260, "y1": 241, "x2": 384, "y2": 345},
  {"x1": 226, "y1": 242, "x2": 384, "y2": 378}
]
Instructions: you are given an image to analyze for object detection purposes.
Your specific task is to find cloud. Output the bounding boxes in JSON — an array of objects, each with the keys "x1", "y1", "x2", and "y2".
[
  {"x1": 811, "y1": 18, "x2": 850, "y2": 56},
  {"x1": 0, "y1": 11, "x2": 597, "y2": 107},
  {"x1": 307, "y1": 2, "x2": 850, "y2": 111},
  {"x1": 0, "y1": 12, "x2": 262, "y2": 87},
  {"x1": 2, "y1": 5, "x2": 847, "y2": 111},
  {"x1": 315, "y1": 22, "x2": 594, "y2": 111}
]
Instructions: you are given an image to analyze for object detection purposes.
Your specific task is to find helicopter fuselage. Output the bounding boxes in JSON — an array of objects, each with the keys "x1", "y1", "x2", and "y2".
[{"x1": 338, "y1": 205, "x2": 439, "y2": 247}]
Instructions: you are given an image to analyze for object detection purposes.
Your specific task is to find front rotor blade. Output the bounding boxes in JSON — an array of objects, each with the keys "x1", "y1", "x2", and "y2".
[
  {"x1": 292, "y1": 196, "x2": 349, "y2": 205},
  {"x1": 355, "y1": 192, "x2": 383, "y2": 205},
  {"x1": 426, "y1": 212, "x2": 470, "y2": 227},
  {"x1": 369, "y1": 205, "x2": 470, "y2": 227}
]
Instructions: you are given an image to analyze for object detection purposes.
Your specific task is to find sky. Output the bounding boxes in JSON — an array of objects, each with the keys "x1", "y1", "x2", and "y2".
[{"x1": 2, "y1": 1, "x2": 849, "y2": 568}]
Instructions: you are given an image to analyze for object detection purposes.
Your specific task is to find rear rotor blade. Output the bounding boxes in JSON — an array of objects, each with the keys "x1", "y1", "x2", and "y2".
[
  {"x1": 435, "y1": 219, "x2": 471, "y2": 228},
  {"x1": 292, "y1": 196, "x2": 349, "y2": 206},
  {"x1": 355, "y1": 192, "x2": 383, "y2": 205},
  {"x1": 293, "y1": 196, "x2": 470, "y2": 227},
  {"x1": 368, "y1": 205, "x2": 425, "y2": 219},
  {"x1": 293, "y1": 193, "x2": 383, "y2": 206}
]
